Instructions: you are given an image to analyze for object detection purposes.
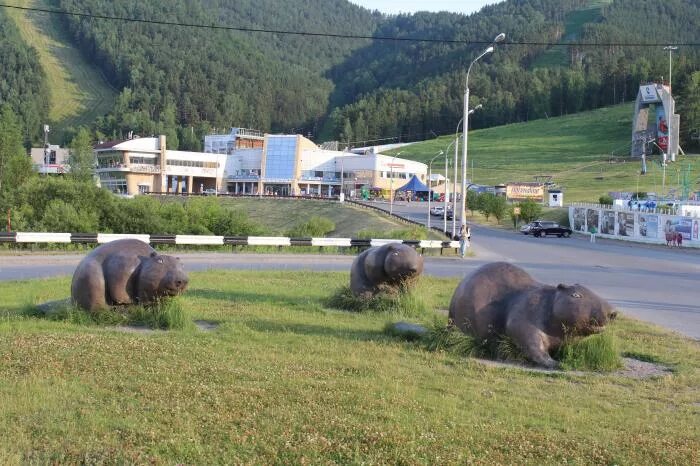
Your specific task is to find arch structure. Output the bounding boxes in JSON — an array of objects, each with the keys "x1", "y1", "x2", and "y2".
[{"x1": 631, "y1": 83, "x2": 680, "y2": 165}]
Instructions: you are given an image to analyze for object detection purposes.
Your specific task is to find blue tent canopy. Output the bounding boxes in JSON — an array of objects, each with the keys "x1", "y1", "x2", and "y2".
[{"x1": 396, "y1": 175, "x2": 430, "y2": 192}]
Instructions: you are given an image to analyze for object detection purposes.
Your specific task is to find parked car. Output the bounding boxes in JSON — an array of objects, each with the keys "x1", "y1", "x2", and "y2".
[
  {"x1": 203, "y1": 188, "x2": 217, "y2": 196},
  {"x1": 529, "y1": 221, "x2": 572, "y2": 238}
]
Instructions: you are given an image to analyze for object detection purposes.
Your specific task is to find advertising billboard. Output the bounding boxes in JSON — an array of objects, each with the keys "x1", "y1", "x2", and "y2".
[
  {"x1": 640, "y1": 84, "x2": 660, "y2": 103},
  {"x1": 617, "y1": 212, "x2": 635, "y2": 237},
  {"x1": 586, "y1": 209, "x2": 599, "y2": 233},
  {"x1": 573, "y1": 208, "x2": 586, "y2": 232},
  {"x1": 600, "y1": 210, "x2": 615, "y2": 235},
  {"x1": 656, "y1": 106, "x2": 669, "y2": 152},
  {"x1": 639, "y1": 214, "x2": 658, "y2": 238},
  {"x1": 506, "y1": 183, "x2": 544, "y2": 201}
]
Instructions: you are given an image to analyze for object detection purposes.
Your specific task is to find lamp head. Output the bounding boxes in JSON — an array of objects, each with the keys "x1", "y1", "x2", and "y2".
[
  {"x1": 494, "y1": 33, "x2": 506, "y2": 43},
  {"x1": 485, "y1": 46, "x2": 494, "y2": 54}
]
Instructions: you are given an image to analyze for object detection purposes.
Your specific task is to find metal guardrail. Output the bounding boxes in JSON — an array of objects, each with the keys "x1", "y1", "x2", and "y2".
[{"x1": 0, "y1": 232, "x2": 460, "y2": 251}]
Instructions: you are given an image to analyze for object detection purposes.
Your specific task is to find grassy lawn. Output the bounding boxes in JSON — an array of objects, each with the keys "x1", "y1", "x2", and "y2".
[
  {"x1": 6, "y1": 0, "x2": 117, "y2": 142},
  {"x1": 391, "y1": 104, "x2": 700, "y2": 202},
  {"x1": 216, "y1": 197, "x2": 445, "y2": 239},
  {"x1": 0, "y1": 271, "x2": 698, "y2": 464}
]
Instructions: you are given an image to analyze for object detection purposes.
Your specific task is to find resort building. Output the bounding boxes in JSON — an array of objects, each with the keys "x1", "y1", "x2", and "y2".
[
  {"x1": 93, "y1": 131, "x2": 427, "y2": 197},
  {"x1": 30, "y1": 144, "x2": 70, "y2": 175}
]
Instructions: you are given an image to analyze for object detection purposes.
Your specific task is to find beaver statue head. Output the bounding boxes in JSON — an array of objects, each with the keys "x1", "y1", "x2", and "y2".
[
  {"x1": 551, "y1": 284, "x2": 617, "y2": 336},
  {"x1": 137, "y1": 252, "x2": 189, "y2": 303},
  {"x1": 383, "y1": 243, "x2": 424, "y2": 283}
]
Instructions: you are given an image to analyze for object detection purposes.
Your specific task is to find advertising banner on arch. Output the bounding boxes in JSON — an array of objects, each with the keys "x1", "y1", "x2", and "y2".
[
  {"x1": 640, "y1": 84, "x2": 661, "y2": 103},
  {"x1": 657, "y1": 106, "x2": 669, "y2": 152}
]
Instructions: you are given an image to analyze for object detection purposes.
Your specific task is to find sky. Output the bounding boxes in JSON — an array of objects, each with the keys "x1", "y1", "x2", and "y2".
[{"x1": 349, "y1": 0, "x2": 500, "y2": 15}]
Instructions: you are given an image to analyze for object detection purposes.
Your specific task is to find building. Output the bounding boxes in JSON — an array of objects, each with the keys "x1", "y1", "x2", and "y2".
[
  {"x1": 30, "y1": 144, "x2": 70, "y2": 175},
  {"x1": 93, "y1": 131, "x2": 428, "y2": 197},
  {"x1": 221, "y1": 132, "x2": 428, "y2": 197},
  {"x1": 94, "y1": 136, "x2": 226, "y2": 195}
]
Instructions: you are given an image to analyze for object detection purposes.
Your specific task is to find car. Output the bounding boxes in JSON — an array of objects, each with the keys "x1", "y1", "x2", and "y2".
[
  {"x1": 528, "y1": 221, "x2": 572, "y2": 238},
  {"x1": 520, "y1": 222, "x2": 535, "y2": 235},
  {"x1": 430, "y1": 206, "x2": 444, "y2": 216},
  {"x1": 202, "y1": 188, "x2": 217, "y2": 196}
]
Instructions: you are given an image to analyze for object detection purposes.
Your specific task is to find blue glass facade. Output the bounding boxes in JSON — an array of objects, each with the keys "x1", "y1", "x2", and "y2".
[{"x1": 264, "y1": 136, "x2": 297, "y2": 180}]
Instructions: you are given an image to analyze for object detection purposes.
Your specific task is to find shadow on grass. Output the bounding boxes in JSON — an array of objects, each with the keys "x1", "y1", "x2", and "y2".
[{"x1": 243, "y1": 318, "x2": 385, "y2": 342}]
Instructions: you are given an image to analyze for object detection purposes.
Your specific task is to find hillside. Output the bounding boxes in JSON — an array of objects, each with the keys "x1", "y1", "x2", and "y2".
[
  {"x1": 1, "y1": 0, "x2": 699, "y2": 149},
  {"x1": 386, "y1": 103, "x2": 700, "y2": 202},
  {"x1": 5, "y1": 0, "x2": 117, "y2": 143}
]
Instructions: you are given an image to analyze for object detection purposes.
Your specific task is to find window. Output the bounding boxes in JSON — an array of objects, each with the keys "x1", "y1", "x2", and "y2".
[{"x1": 314, "y1": 171, "x2": 324, "y2": 178}]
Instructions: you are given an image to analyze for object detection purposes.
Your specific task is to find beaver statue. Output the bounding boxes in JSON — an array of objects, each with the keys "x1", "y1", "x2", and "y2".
[
  {"x1": 350, "y1": 243, "x2": 424, "y2": 298},
  {"x1": 448, "y1": 262, "x2": 616, "y2": 368},
  {"x1": 71, "y1": 239, "x2": 189, "y2": 312}
]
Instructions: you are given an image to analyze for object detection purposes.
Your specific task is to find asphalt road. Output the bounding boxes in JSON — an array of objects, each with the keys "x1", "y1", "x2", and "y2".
[{"x1": 1, "y1": 201, "x2": 699, "y2": 339}]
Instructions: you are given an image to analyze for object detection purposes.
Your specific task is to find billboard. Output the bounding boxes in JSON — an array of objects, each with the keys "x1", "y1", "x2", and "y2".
[
  {"x1": 639, "y1": 214, "x2": 658, "y2": 238},
  {"x1": 640, "y1": 84, "x2": 660, "y2": 103},
  {"x1": 586, "y1": 209, "x2": 599, "y2": 233},
  {"x1": 573, "y1": 208, "x2": 586, "y2": 232},
  {"x1": 617, "y1": 212, "x2": 635, "y2": 237},
  {"x1": 656, "y1": 106, "x2": 669, "y2": 152},
  {"x1": 506, "y1": 183, "x2": 544, "y2": 201},
  {"x1": 600, "y1": 210, "x2": 615, "y2": 235}
]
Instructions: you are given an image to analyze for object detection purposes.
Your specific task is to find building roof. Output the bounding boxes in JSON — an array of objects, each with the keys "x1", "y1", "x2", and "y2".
[{"x1": 93, "y1": 140, "x2": 128, "y2": 150}]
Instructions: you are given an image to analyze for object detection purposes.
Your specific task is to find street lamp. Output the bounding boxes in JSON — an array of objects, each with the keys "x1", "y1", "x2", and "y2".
[
  {"x1": 663, "y1": 45, "x2": 678, "y2": 162},
  {"x1": 389, "y1": 151, "x2": 403, "y2": 215},
  {"x1": 461, "y1": 33, "x2": 505, "y2": 229},
  {"x1": 427, "y1": 150, "x2": 444, "y2": 230},
  {"x1": 451, "y1": 104, "x2": 483, "y2": 237}
]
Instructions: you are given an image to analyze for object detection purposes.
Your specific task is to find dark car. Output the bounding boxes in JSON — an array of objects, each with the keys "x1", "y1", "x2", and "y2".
[{"x1": 529, "y1": 221, "x2": 572, "y2": 238}]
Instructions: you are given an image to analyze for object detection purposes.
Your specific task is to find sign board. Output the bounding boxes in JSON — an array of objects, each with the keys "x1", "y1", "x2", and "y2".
[
  {"x1": 656, "y1": 106, "x2": 668, "y2": 152},
  {"x1": 640, "y1": 84, "x2": 660, "y2": 103},
  {"x1": 513, "y1": 207, "x2": 521, "y2": 215},
  {"x1": 506, "y1": 183, "x2": 544, "y2": 201}
]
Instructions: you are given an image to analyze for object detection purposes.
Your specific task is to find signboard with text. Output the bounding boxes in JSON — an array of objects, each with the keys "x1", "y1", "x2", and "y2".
[{"x1": 506, "y1": 183, "x2": 544, "y2": 201}]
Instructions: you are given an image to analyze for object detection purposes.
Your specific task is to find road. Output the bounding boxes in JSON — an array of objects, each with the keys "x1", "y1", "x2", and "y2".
[{"x1": 1, "y1": 202, "x2": 699, "y2": 339}]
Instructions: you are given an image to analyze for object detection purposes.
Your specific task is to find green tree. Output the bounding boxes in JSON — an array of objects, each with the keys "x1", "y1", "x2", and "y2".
[
  {"x1": 518, "y1": 199, "x2": 543, "y2": 223},
  {"x1": 488, "y1": 195, "x2": 508, "y2": 222},
  {"x1": 68, "y1": 127, "x2": 96, "y2": 183}
]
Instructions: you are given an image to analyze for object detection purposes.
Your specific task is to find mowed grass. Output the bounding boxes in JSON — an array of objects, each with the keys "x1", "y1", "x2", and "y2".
[
  {"x1": 6, "y1": 0, "x2": 117, "y2": 141},
  {"x1": 218, "y1": 197, "x2": 444, "y2": 238},
  {"x1": 392, "y1": 104, "x2": 700, "y2": 202},
  {"x1": 0, "y1": 271, "x2": 698, "y2": 464}
]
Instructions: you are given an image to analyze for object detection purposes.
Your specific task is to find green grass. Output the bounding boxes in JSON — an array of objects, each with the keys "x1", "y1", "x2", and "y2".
[
  {"x1": 217, "y1": 197, "x2": 445, "y2": 239},
  {"x1": 558, "y1": 332, "x2": 623, "y2": 371},
  {"x1": 7, "y1": 0, "x2": 117, "y2": 142},
  {"x1": 0, "y1": 270, "x2": 698, "y2": 463},
  {"x1": 390, "y1": 104, "x2": 700, "y2": 202}
]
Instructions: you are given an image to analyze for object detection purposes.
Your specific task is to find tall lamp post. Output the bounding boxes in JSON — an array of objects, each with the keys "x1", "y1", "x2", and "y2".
[
  {"x1": 461, "y1": 33, "x2": 505, "y2": 229},
  {"x1": 389, "y1": 152, "x2": 402, "y2": 215},
  {"x1": 663, "y1": 45, "x2": 678, "y2": 162},
  {"x1": 426, "y1": 150, "x2": 444, "y2": 230},
  {"x1": 443, "y1": 139, "x2": 456, "y2": 235}
]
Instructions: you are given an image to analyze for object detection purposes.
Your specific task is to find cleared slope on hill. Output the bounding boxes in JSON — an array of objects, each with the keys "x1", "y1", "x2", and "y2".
[
  {"x1": 390, "y1": 104, "x2": 700, "y2": 202},
  {"x1": 6, "y1": 0, "x2": 116, "y2": 142}
]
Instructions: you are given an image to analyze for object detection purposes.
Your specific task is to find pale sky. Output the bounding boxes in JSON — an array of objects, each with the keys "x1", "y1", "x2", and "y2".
[{"x1": 350, "y1": 0, "x2": 500, "y2": 15}]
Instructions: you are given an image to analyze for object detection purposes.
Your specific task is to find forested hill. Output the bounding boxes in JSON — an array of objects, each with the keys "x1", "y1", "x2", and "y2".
[{"x1": 2, "y1": 0, "x2": 699, "y2": 149}]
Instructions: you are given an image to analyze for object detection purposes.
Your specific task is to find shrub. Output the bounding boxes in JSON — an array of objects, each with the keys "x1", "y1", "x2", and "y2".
[
  {"x1": 488, "y1": 195, "x2": 508, "y2": 222},
  {"x1": 356, "y1": 227, "x2": 427, "y2": 240},
  {"x1": 598, "y1": 194, "x2": 614, "y2": 206}
]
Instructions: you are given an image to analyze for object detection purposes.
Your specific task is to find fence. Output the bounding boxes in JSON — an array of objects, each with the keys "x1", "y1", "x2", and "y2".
[
  {"x1": 0, "y1": 232, "x2": 459, "y2": 252},
  {"x1": 569, "y1": 204, "x2": 700, "y2": 248}
]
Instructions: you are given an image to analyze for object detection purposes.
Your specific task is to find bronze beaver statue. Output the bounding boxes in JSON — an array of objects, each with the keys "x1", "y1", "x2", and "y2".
[
  {"x1": 448, "y1": 262, "x2": 616, "y2": 368},
  {"x1": 71, "y1": 239, "x2": 189, "y2": 312},
  {"x1": 350, "y1": 243, "x2": 424, "y2": 298}
]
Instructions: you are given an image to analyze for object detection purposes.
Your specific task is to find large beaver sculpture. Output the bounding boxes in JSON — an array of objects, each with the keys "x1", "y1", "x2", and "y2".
[
  {"x1": 350, "y1": 243, "x2": 424, "y2": 298},
  {"x1": 71, "y1": 239, "x2": 189, "y2": 312},
  {"x1": 448, "y1": 262, "x2": 616, "y2": 368}
]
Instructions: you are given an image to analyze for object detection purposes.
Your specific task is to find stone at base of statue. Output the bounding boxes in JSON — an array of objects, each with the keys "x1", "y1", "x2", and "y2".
[
  {"x1": 448, "y1": 262, "x2": 616, "y2": 368},
  {"x1": 350, "y1": 243, "x2": 424, "y2": 298},
  {"x1": 389, "y1": 321, "x2": 428, "y2": 340},
  {"x1": 71, "y1": 239, "x2": 189, "y2": 313}
]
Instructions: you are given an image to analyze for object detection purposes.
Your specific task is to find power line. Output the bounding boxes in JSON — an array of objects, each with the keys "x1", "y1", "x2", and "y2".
[{"x1": 1, "y1": 3, "x2": 699, "y2": 48}]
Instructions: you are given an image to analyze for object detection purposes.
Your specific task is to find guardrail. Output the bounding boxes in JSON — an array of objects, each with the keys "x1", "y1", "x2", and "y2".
[{"x1": 0, "y1": 232, "x2": 459, "y2": 252}]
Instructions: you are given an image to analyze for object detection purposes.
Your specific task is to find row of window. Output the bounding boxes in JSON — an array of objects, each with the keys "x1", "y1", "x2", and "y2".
[
  {"x1": 380, "y1": 171, "x2": 413, "y2": 179},
  {"x1": 167, "y1": 159, "x2": 219, "y2": 169}
]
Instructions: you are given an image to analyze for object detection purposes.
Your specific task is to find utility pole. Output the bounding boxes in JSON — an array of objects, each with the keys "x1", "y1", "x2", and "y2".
[{"x1": 664, "y1": 45, "x2": 678, "y2": 162}]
